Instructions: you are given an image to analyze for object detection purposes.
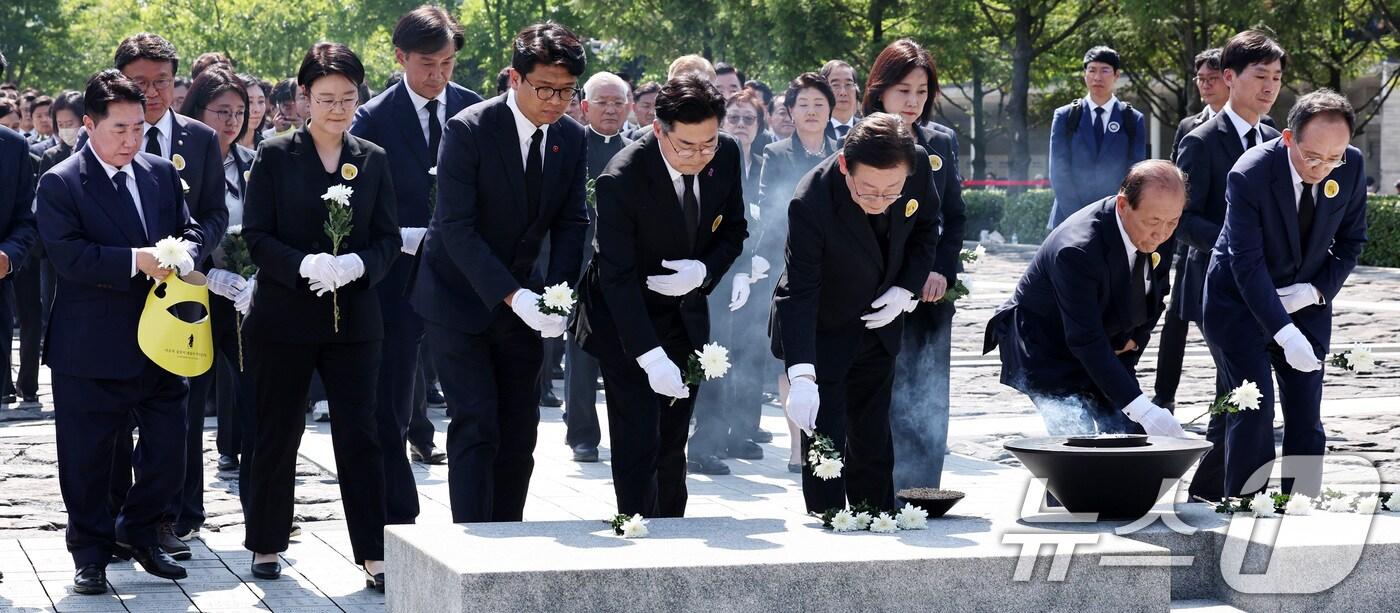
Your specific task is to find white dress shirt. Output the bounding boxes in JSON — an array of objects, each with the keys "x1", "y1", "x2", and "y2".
[
  {"x1": 1084, "y1": 95, "x2": 1119, "y2": 133},
  {"x1": 94, "y1": 154, "x2": 148, "y2": 276},
  {"x1": 402, "y1": 82, "x2": 448, "y2": 148},
  {"x1": 1114, "y1": 207, "x2": 1149, "y2": 294},
  {"x1": 222, "y1": 148, "x2": 249, "y2": 228},
  {"x1": 829, "y1": 115, "x2": 856, "y2": 135},
  {"x1": 1282, "y1": 151, "x2": 1326, "y2": 307},
  {"x1": 657, "y1": 146, "x2": 701, "y2": 209},
  {"x1": 1219, "y1": 103, "x2": 1262, "y2": 151},
  {"x1": 505, "y1": 89, "x2": 548, "y2": 168},
  {"x1": 143, "y1": 109, "x2": 175, "y2": 159}
]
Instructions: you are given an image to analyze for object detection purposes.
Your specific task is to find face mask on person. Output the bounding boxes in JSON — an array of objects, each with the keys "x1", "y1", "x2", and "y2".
[{"x1": 59, "y1": 127, "x2": 80, "y2": 147}]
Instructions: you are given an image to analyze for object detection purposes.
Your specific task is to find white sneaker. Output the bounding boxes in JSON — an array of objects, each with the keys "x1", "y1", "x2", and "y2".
[{"x1": 313, "y1": 400, "x2": 330, "y2": 423}]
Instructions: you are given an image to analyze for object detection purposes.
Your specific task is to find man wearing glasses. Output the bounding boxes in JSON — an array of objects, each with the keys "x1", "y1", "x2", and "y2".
[
  {"x1": 1202, "y1": 90, "x2": 1367, "y2": 499},
  {"x1": 1172, "y1": 30, "x2": 1285, "y2": 501},
  {"x1": 572, "y1": 75, "x2": 747, "y2": 518},
  {"x1": 820, "y1": 60, "x2": 860, "y2": 140},
  {"x1": 772, "y1": 113, "x2": 941, "y2": 514},
  {"x1": 411, "y1": 21, "x2": 589, "y2": 524},
  {"x1": 104, "y1": 32, "x2": 227, "y2": 561}
]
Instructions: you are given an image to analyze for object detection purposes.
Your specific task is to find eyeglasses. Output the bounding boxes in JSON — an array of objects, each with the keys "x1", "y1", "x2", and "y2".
[
  {"x1": 829, "y1": 81, "x2": 857, "y2": 93},
  {"x1": 588, "y1": 100, "x2": 628, "y2": 110},
  {"x1": 313, "y1": 97, "x2": 358, "y2": 111},
  {"x1": 850, "y1": 187, "x2": 903, "y2": 205},
  {"x1": 664, "y1": 133, "x2": 718, "y2": 159},
  {"x1": 1194, "y1": 75, "x2": 1221, "y2": 86},
  {"x1": 131, "y1": 78, "x2": 173, "y2": 93},
  {"x1": 206, "y1": 108, "x2": 245, "y2": 124},
  {"x1": 725, "y1": 115, "x2": 758, "y2": 127},
  {"x1": 523, "y1": 75, "x2": 582, "y2": 102},
  {"x1": 1301, "y1": 154, "x2": 1346, "y2": 170}
]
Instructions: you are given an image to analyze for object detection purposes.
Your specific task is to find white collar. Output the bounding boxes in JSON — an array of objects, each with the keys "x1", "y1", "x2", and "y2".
[
  {"x1": 1114, "y1": 204, "x2": 1137, "y2": 261},
  {"x1": 1084, "y1": 95, "x2": 1119, "y2": 114},
  {"x1": 588, "y1": 125, "x2": 621, "y2": 143},
  {"x1": 1202, "y1": 105, "x2": 1219, "y2": 120},
  {"x1": 1285, "y1": 145, "x2": 1307, "y2": 188},
  {"x1": 146, "y1": 108, "x2": 174, "y2": 138},
  {"x1": 1220, "y1": 102, "x2": 1260, "y2": 140},
  {"x1": 830, "y1": 115, "x2": 856, "y2": 129},
  {"x1": 94, "y1": 152, "x2": 132, "y2": 181},
  {"x1": 658, "y1": 143, "x2": 685, "y2": 184},
  {"x1": 506, "y1": 88, "x2": 548, "y2": 143},
  {"x1": 403, "y1": 81, "x2": 447, "y2": 113}
]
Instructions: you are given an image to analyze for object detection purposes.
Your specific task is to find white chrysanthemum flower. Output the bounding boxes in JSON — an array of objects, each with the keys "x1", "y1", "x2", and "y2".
[
  {"x1": 1354, "y1": 494, "x2": 1380, "y2": 515},
  {"x1": 1251, "y1": 492, "x2": 1276, "y2": 518},
  {"x1": 830, "y1": 510, "x2": 859, "y2": 532},
  {"x1": 696, "y1": 343, "x2": 731, "y2": 379},
  {"x1": 869, "y1": 513, "x2": 899, "y2": 533},
  {"x1": 1325, "y1": 496, "x2": 1353, "y2": 513},
  {"x1": 973, "y1": 244, "x2": 986, "y2": 260},
  {"x1": 541, "y1": 282, "x2": 575, "y2": 313},
  {"x1": 1285, "y1": 494, "x2": 1314, "y2": 516},
  {"x1": 322, "y1": 184, "x2": 354, "y2": 207},
  {"x1": 1231, "y1": 380, "x2": 1262, "y2": 411},
  {"x1": 812, "y1": 458, "x2": 843, "y2": 481},
  {"x1": 153, "y1": 237, "x2": 192, "y2": 270},
  {"x1": 854, "y1": 512, "x2": 873, "y2": 531},
  {"x1": 750, "y1": 255, "x2": 770, "y2": 276},
  {"x1": 428, "y1": 166, "x2": 437, "y2": 176},
  {"x1": 895, "y1": 503, "x2": 928, "y2": 530},
  {"x1": 749, "y1": 203, "x2": 761, "y2": 220},
  {"x1": 620, "y1": 514, "x2": 649, "y2": 538},
  {"x1": 1348, "y1": 346, "x2": 1375, "y2": 373},
  {"x1": 226, "y1": 224, "x2": 243, "y2": 236}
]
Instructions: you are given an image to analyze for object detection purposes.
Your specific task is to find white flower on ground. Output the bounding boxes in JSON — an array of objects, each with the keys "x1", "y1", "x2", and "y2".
[
  {"x1": 1354, "y1": 494, "x2": 1380, "y2": 515},
  {"x1": 1348, "y1": 346, "x2": 1375, "y2": 373},
  {"x1": 1230, "y1": 380, "x2": 1262, "y2": 411},
  {"x1": 812, "y1": 457, "x2": 843, "y2": 481},
  {"x1": 1251, "y1": 492, "x2": 1277, "y2": 518},
  {"x1": 895, "y1": 503, "x2": 928, "y2": 530},
  {"x1": 153, "y1": 237, "x2": 193, "y2": 270},
  {"x1": 869, "y1": 513, "x2": 899, "y2": 533},
  {"x1": 973, "y1": 244, "x2": 986, "y2": 260},
  {"x1": 620, "y1": 514, "x2": 649, "y2": 538},
  {"x1": 854, "y1": 512, "x2": 873, "y2": 531},
  {"x1": 1325, "y1": 496, "x2": 1353, "y2": 513},
  {"x1": 1285, "y1": 494, "x2": 1314, "y2": 516},
  {"x1": 695, "y1": 343, "x2": 731, "y2": 379},
  {"x1": 226, "y1": 224, "x2": 243, "y2": 236},
  {"x1": 541, "y1": 282, "x2": 575, "y2": 314},
  {"x1": 322, "y1": 184, "x2": 354, "y2": 207},
  {"x1": 830, "y1": 510, "x2": 859, "y2": 532},
  {"x1": 428, "y1": 166, "x2": 437, "y2": 176}
]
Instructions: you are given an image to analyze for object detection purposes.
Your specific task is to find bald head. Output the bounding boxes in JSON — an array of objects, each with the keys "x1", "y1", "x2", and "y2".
[
  {"x1": 667, "y1": 54, "x2": 716, "y2": 82},
  {"x1": 1116, "y1": 160, "x2": 1185, "y2": 253}
]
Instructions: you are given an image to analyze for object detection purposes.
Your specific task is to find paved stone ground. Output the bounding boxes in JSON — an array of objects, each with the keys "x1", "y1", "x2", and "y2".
[{"x1": 1, "y1": 244, "x2": 1397, "y2": 611}]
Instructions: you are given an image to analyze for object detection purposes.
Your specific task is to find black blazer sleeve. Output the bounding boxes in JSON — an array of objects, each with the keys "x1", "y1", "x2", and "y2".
[
  {"x1": 774, "y1": 185, "x2": 825, "y2": 369},
  {"x1": 1175, "y1": 132, "x2": 1218, "y2": 253},
  {"x1": 350, "y1": 148, "x2": 401, "y2": 290},
  {"x1": 436, "y1": 116, "x2": 522, "y2": 307},
  {"x1": 696, "y1": 139, "x2": 749, "y2": 293},
  {"x1": 0, "y1": 141, "x2": 37, "y2": 272},
  {"x1": 592, "y1": 170, "x2": 660, "y2": 358},
  {"x1": 546, "y1": 136, "x2": 590, "y2": 287},
  {"x1": 242, "y1": 144, "x2": 304, "y2": 288},
  {"x1": 894, "y1": 152, "x2": 943, "y2": 294},
  {"x1": 1049, "y1": 245, "x2": 1142, "y2": 409},
  {"x1": 192, "y1": 131, "x2": 229, "y2": 264}
]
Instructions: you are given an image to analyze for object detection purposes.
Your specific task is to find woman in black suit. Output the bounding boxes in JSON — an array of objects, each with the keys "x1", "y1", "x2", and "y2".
[
  {"x1": 241, "y1": 43, "x2": 400, "y2": 591},
  {"x1": 759, "y1": 73, "x2": 838, "y2": 471}
]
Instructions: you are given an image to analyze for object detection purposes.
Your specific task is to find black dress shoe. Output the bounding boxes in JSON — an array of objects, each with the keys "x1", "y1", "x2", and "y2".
[
  {"x1": 1151, "y1": 396, "x2": 1176, "y2": 411},
  {"x1": 571, "y1": 445, "x2": 599, "y2": 462},
  {"x1": 289, "y1": 523, "x2": 302, "y2": 538},
  {"x1": 409, "y1": 443, "x2": 448, "y2": 465},
  {"x1": 125, "y1": 544, "x2": 187, "y2": 580},
  {"x1": 426, "y1": 388, "x2": 447, "y2": 408},
  {"x1": 726, "y1": 440, "x2": 764, "y2": 461},
  {"x1": 749, "y1": 428, "x2": 774, "y2": 443},
  {"x1": 17, "y1": 395, "x2": 41, "y2": 409},
  {"x1": 787, "y1": 463, "x2": 803, "y2": 474},
  {"x1": 540, "y1": 389, "x2": 563, "y2": 408},
  {"x1": 250, "y1": 559, "x2": 282, "y2": 580},
  {"x1": 158, "y1": 523, "x2": 191, "y2": 560},
  {"x1": 217, "y1": 454, "x2": 239, "y2": 472},
  {"x1": 73, "y1": 565, "x2": 107, "y2": 595},
  {"x1": 365, "y1": 568, "x2": 385, "y2": 592},
  {"x1": 687, "y1": 455, "x2": 730, "y2": 475}
]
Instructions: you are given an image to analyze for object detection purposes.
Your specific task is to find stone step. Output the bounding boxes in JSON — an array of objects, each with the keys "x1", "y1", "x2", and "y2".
[{"x1": 1171, "y1": 599, "x2": 1246, "y2": 612}]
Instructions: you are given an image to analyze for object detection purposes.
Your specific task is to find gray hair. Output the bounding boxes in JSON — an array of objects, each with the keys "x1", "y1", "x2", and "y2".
[
  {"x1": 583, "y1": 71, "x2": 629, "y2": 101},
  {"x1": 1287, "y1": 89, "x2": 1355, "y2": 141},
  {"x1": 1120, "y1": 160, "x2": 1187, "y2": 209}
]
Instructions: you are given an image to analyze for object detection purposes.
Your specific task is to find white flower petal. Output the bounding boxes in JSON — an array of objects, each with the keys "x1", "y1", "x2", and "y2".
[
  {"x1": 1250, "y1": 492, "x2": 1277, "y2": 518},
  {"x1": 869, "y1": 513, "x2": 899, "y2": 533},
  {"x1": 1285, "y1": 494, "x2": 1313, "y2": 516}
]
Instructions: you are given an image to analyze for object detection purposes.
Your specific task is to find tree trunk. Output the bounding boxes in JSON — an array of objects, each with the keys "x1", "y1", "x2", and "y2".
[
  {"x1": 869, "y1": 0, "x2": 889, "y2": 47},
  {"x1": 970, "y1": 60, "x2": 989, "y2": 182},
  {"x1": 1007, "y1": 5, "x2": 1034, "y2": 184}
]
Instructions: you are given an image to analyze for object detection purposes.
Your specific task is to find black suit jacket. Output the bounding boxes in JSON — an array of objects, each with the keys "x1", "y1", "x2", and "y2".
[
  {"x1": 0, "y1": 127, "x2": 37, "y2": 278},
  {"x1": 1171, "y1": 109, "x2": 1210, "y2": 163},
  {"x1": 572, "y1": 132, "x2": 749, "y2": 363},
  {"x1": 770, "y1": 151, "x2": 942, "y2": 372},
  {"x1": 983, "y1": 197, "x2": 1168, "y2": 410},
  {"x1": 1174, "y1": 112, "x2": 1279, "y2": 322},
  {"x1": 913, "y1": 122, "x2": 966, "y2": 284},
  {"x1": 410, "y1": 94, "x2": 589, "y2": 334},
  {"x1": 242, "y1": 128, "x2": 401, "y2": 343}
]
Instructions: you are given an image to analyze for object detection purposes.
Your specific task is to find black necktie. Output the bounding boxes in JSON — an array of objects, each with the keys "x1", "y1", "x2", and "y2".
[
  {"x1": 682, "y1": 174, "x2": 700, "y2": 250},
  {"x1": 1093, "y1": 108, "x2": 1105, "y2": 150},
  {"x1": 1299, "y1": 181, "x2": 1315, "y2": 248},
  {"x1": 868, "y1": 211, "x2": 891, "y2": 260},
  {"x1": 1245, "y1": 127, "x2": 1257, "y2": 149},
  {"x1": 145, "y1": 126, "x2": 162, "y2": 157},
  {"x1": 1129, "y1": 250, "x2": 1149, "y2": 325},
  {"x1": 836, "y1": 124, "x2": 849, "y2": 138},
  {"x1": 525, "y1": 128, "x2": 543, "y2": 220},
  {"x1": 425, "y1": 99, "x2": 442, "y2": 159},
  {"x1": 113, "y1": 171, "x2": 146, "y2": 240}
]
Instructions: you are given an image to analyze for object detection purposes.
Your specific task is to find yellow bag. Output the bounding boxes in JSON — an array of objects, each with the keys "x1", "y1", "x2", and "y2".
[{"x1": 137, "y1": 272, "x2": 214, "y2": 377}]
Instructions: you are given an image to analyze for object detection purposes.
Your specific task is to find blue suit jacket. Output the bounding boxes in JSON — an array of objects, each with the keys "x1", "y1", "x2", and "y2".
[
  {"x1": 1048, "y1": 100, "x2": 1147, "y2": 228},
  {"x1": 411, "y1": 94, "x2": 590, "y2": 334},
  {"x1": 1202, "y1": 139, "x2": 1367, "y2": 354},
  {"x1": 983, "y1": 197, "x2": 1167, "y2": 410},
  {"x1": 37, "y1": 146, "x2": 203, "y2": 379},
  {"x1": 0, "y1": 127, "x2": 38, "y2": 273}
]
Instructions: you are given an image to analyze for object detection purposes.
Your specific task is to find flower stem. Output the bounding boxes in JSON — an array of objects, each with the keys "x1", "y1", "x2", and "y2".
[{"x1": 235, "y1": 312, "x2": 245, "y2": 372}]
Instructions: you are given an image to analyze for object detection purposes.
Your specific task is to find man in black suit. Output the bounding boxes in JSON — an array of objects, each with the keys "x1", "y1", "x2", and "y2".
[
  {"x1": 350, "y1": 5, "x2": 483, "y2": 526},
  {"x1": 572, "y1": 75, "x2": 748, "y2": 518},
  {"x1": 411, "y1": 22, "x2": 589, "y2": 523},
  {"x1": 39, "y1": 70, "x2": 202, "y2": 592},
  {"x1": 821, "y1": 60, "x2": 860, "y2": 140},
  {"x1": 0, "y1": 55, "x2": 38, "y2": 418},
  {"x1": 102, "y1": 33, "x2": 229, "y2": 555},
  {"x1": 1173, "y1": 30, "x2": 1284, "y2": 501},
  {"x1": 772, "y1": 113, "x2": 941, "y2": 514},
  {"x1": 984, "y1": 161, "x2": 1187, "y2": 440}
]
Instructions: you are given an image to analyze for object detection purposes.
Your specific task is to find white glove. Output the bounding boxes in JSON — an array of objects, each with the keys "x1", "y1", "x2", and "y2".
[
  {"x1": 333, "y1": 253, "x2": 365, "y2": 285},
  {"x1": 509, "y1": 288, "x2": 567, "y2": 336},
  {"x1": 1122, "y1": 395, "x2": 1188, "y2": 438},
  {"x1": 785, "y1": 373, "x2": 820, "y2": 435},
  {"x1": 645, "y1": 259, "x2": 707, "y2": 297},
  {"x1": 1277, "y1": 283, "x2": 1322, "y2": 314},
  {"x1": 637, "y1": 347, "x2": 688, "y2": 399},
  {"x1": 172, "y1": 249, "x2": 196, "y2": 277},
  {"x1": 400, "y1": 227, "x2": 428, "y2": 255},
  {"x1": 1274, "y1": 324, "x2": 1322, "y2": 372},
  {"x1": 860, "y1": 286, "x2": 917, "y2": 329},
  {"x1": 233, "y1": 277, "x2": 256, "y2": 315},
  {"x1": 206, "y1": 268, "x2": 246, "y2": 300},
  {"x1": 729, "y1": 273, "x2": 751, "y2": 311},
  {"x1": 300, "y1": 253, "x2": 339, "y2": 296},
  {"x1": 749, "y1": 255, "x2": 771, "y2": 282}
]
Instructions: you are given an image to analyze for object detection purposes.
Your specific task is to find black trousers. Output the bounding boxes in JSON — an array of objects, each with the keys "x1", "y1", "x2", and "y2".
[
  {"x1": 688, "y1": 288, "x2": 759, "y2": 457},
  {"x1": 55, "y1": 363, "x2": 187, "y2": 568},
  {"x1": 539, "y1": 337, "x2": 563, "y2": 396},
  {"x1": 563, "y1": 334, "x2": 601, "y2": 448},
  {"x1": 597, "y1": 326, "x2": 697, "y2": 518},
  {"x1": 242, "y1": 338, "x2": 385, "y2": 564},
  {"x1": 406, "y1": 344, "x2": 436, "y2": 451},
  {"x1": 215, "y1": 354, "x2": 245, "y2": 457},
  {"x1": 1153, "y1": 307, "x2": 1189, "y2": 404},
  {"x1": 800, "y1": 331, "x2": 897, "y2": 514},
  {"x1": 13, "y1": 256, "x2": 43, "y2": 398},
  {"x1": 374, "y1": 304, "x2": 424, "y2": 525},
  {"x1": 429, "y1": 315, "x2": 542, "y2": 523},
  {"x1": 174, "y1": 295, "x2": 250, "y2": 532}
]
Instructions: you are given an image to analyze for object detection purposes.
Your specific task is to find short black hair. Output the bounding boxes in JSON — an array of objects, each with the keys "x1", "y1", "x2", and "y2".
[
  {"x1": 394, "y1": 5, "x2": 465, "y2": 55},
  {"x1": 714, "y1": 61, "x2": 745, "y2": 84},
  {"x1": 635, "y1": 81, "x2": 661, "y2": 98},
  {"x1": 1193, "y1": 48, "x2": 1222, "y2": 73},
  {"x1": 180, "y1": 66, "x2": 250, "y2": 143},
  {"x1": 84, "y1": 69, "x2": 147, "y2": 122},
  {"x1": 1083, "y1": 45, "x2": 1121, "y2": 71},
  {"x1": 0, "y1": 101, "x2": 15, "y2": 122},
  {"x1": 31, "y1": 95, "x2": 53, "y2": 111},
  {"x1": 269, "y1": 77, "x2": 298, "y2": 106},
  {"x1": 1287, "y1": 89, "x2": 1355, "y2": 140},
  {"x1": 297, "y1": 42, "x2": 365, "y2": 90},
  {"x1": 841, "y1": 112, "x2": 918, "y2": 173},
  {"x1": 819, "y1": 59, "x2": 856, "y2": 85},
  {"x1": 783, "y1": 72, "x2": 835, "y2": 112},
  {"x1": 495, "y1": 66, "x2": 512, "y2": 95},
  {"x1": 743, "y1": 79, "x2": 772, "y2": 106},
  {"x1": 114, "y1": 33, "x2": 180, "y2": 75},
  {"x1": 174, "y1": 76, "x2": 191, "y2": 90},
  {"x1": 1220, "y1": 30, "x2": 1287, "y2": 75},
  {"x1": 237, "y1": 73, "x2": 270, "y2": 97},
  {"x1": 654, "y1": 74, "x2": 726, "y2": 129},
  {"x1": 51, "y1": 90, "x2": 84, "y2": 125},
  {"x1": 191, "y1": 52, "x2": 234, "y2": 79},
  {"x1": 384, "y1": 71, "x2": 404, "y2": 91},
  {"x1": 511, "y1": 22, "x2": 586, "y2": 78}
]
